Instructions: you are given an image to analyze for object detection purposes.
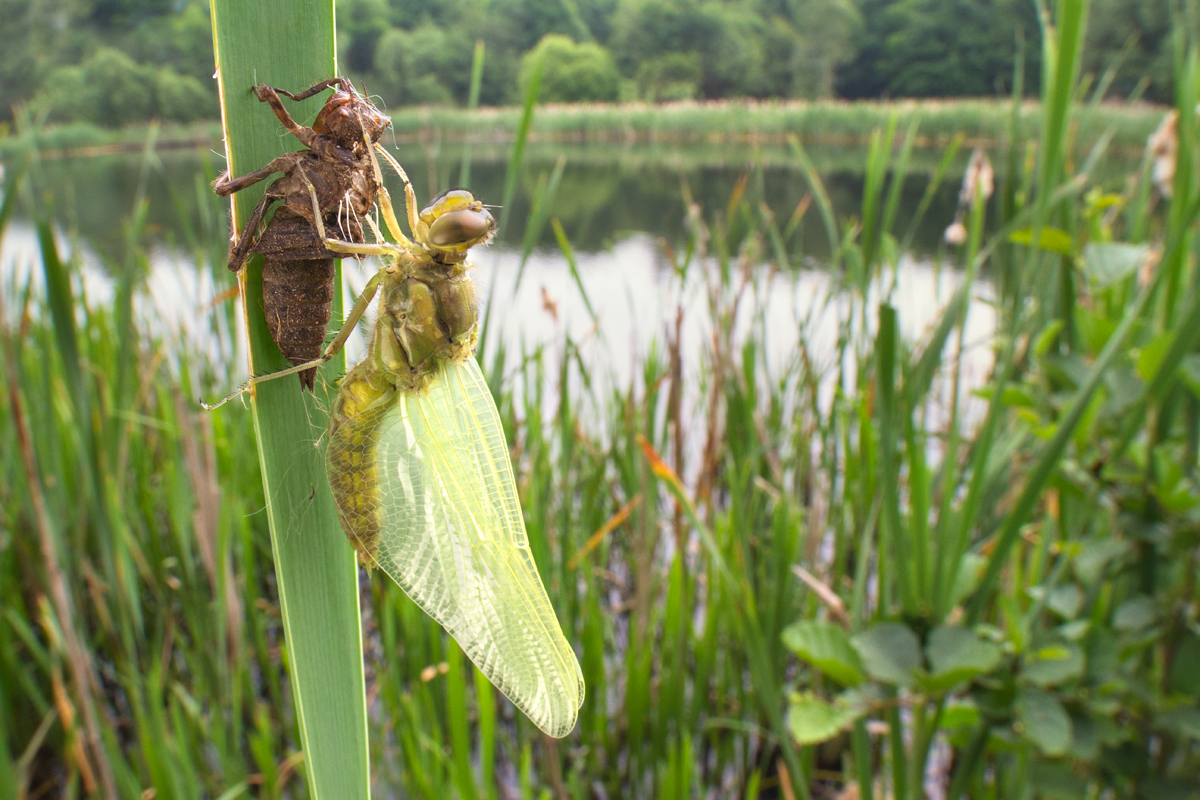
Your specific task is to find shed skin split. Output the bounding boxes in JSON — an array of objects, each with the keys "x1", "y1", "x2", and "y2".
[{"x1": 213, "y1": 77, "x2": 391, "y2": 389}]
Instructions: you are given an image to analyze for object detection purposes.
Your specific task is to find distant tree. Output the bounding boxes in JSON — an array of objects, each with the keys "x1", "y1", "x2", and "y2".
[
  {"x1": 127, "y1": 1, "x2": 217, "y2": 95},
  {"x1": 611, "y1": 0, "x2": 774, "y2": 99},
  {"x1": 790, "y1": 0, "x2": 862, "y2": 98},
  {"x1": 837, "y1": 0, "x2": 1039, "y2": 99},
  {"x1": 490, "y1": 0, "x2": 593, "y2": 52},
  {"x1": 373, "y1": 23, "x2": 457, "y2": 105},
  {"x1": 152, "y1": 66, "x2": 213, "y2": 123},
  {"x1": 1084, "y1": 0, "x2": 1172, "y2": 101},
  {"x1": 338, "y1": 0, "x2": 392, "y2": 74},
  {"x1": 35, "y1": 47, "x2": 158, "y2": 125},
  {"x1": 520, "y1": 34, "x2": 620, "y2": 102},
  {"x1": 637, "y1": 52, "x2": 703, "y2": 101},
  {"x1": 10, "y1": 0, "x2": 1176, "y2": 126},
  {"x1": 761, "y1": 18, "x2": 804, "y2": 98},
  {"x1": 579, "y1": 0, "x2": 620, "y2": 45},
  {"x1": 611, "y1": 0, "x2": 710, "y2": 76},
  {"x1": 1, "y1": 0, "x2": 45, "y2": 122},
  {"x1": 700, "y1": 3, "x2": 766, "y2": 97},
  {"x1": 89, "y1": 0, "x2": 176, "y2": 29}
]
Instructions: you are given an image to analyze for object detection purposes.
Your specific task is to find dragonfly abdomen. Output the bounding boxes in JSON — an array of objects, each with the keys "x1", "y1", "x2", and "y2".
[
  {"x1": 326, "y1": 267, "x2": 478, "y2": 565},
  {"x1": 327, "y1": 362, "x2": 391, "y2": 566},
  {"x1": 261, "y1": 258, "x2": 335, "y2": 391}
]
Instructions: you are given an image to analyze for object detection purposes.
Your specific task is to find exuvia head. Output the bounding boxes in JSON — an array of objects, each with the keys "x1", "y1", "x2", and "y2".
[
  {"x1": 313, "y1": 81, "x2": 391, "y2": 153},
  {"x1": 419, "y1": 190, "x2": 497, "y2": 255}
]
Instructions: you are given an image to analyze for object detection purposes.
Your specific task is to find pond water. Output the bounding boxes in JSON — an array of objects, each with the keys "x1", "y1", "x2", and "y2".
[{"x1": 0, "y1": 137, "x2": 1134, "y2": 405}]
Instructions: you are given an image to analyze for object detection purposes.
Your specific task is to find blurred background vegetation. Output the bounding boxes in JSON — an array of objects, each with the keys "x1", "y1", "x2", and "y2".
[
  {"x1": 5, "y1": 0, "x2": 1200, "y2": 798},
  {"x1": 0, "y1": 0, "x2": 1182, "y2": 128}
]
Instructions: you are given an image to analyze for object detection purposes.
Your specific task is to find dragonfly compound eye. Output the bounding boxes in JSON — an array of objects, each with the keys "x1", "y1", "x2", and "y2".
[{"x1": 427, "y1": 208, "x2": 496, "y2": 252}]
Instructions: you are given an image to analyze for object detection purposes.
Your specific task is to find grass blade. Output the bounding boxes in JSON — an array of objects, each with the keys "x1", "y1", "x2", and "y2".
[
  {"x1": 209, "y1": 3, "x2": 369, "y2": 797},
  {"x1": 458, "y1": 40, "x2": 486, "y2": 189}
]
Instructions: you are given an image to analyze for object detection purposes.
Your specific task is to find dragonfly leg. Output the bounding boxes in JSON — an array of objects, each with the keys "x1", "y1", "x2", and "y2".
[
  {"x1": 294, "y1": 164, "x2": 402, "y2": 259},
  {"x1": 374, "y1": 142, "x2": 422, "y2": 241},
  {"x1": 252, "y1": 84, "x2": 319, "y2": 148},
  {"x1": 213, "y1": 152, "x2": 301, "y2": 197},
  {"x1": 272, "y1": 77, "x2": 352, "y2": 102},
  {"x1": 295, "y1": 163, "x2": 327, "y2": 241},
  {"x1": 324, "y1": 239, "x2": 404, "y2": 258},
  {"x1": 359, "y1": 136, "x2": 418, "y2": 253},
  {"x1": 201, "y1": 268, "x2": 386, "y2": 410},
  {"x1": 226, "y1": 189, "x2": 280, "y2": 272},
  {"x1": 321, "y1": 268, "x2": 385, "y2": 363}
]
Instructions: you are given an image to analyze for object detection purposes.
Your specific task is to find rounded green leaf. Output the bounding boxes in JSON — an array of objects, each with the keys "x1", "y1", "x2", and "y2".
[
  {"x1": 852, "y1": 622, "x2": 923, "y2": 687},
  {"x1": 1082, "y1": 242, "x2": 1150, "y2": 289},
  {"x1": 923, "y1": 625, "x2": 1002, "y2": 692},
  {"x1": 1017, "y1": 687, "x2": 1072, "y2": 756},
  {"x1": 782, "y1": 620, "x2": 865, "y2": 687},
  {"x1": 1023, "y1": 641, "x2": 1084, "y2": 688},
  {"x1": 786, "y1": 692, "x2": 865, "y2": 746}
]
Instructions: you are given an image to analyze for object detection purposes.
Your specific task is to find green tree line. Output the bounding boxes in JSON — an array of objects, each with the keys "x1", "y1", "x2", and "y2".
[{"x1": 1, "y1": 0, "x2": 1177, "y2": 127}]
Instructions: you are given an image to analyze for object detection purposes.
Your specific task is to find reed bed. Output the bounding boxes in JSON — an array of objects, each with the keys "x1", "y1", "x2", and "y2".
[
  {"x1": 388, "y1": 96, "x2": 1165, "y2": 154},
  {"x1": 3, "y1": 1, "x2": 1200, "y2": 798}
]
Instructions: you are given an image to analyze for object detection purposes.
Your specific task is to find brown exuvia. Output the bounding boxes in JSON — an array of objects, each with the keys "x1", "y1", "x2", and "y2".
[{"x1": 214, "y1": 77, "x2": 391, "y2": 390}]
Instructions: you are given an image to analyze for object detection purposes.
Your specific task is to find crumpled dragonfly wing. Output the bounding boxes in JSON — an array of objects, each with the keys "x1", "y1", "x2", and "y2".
[{"x1": 362, "y1": 357, "x2": 584, "y2": 737}]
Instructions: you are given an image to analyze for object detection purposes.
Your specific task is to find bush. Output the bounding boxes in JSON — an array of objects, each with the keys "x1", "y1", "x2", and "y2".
[
  {"x1": 33, "y1": 46, "x2": 214, "y2": 125},
  {"x1": 34, "y1": 48, "x2": 156, "y2": 126},
  {"x1": 636, "y1": 52, "x2": 702, "y2": 101},
  {"x1": 154, "y1": 68, "x2": 214, "y2": 123},
  {"x1": 372, "y1": 24, "x2": 456, "y2": 106},
  {"x1": 519, "y1": 34, "x2": 620, "y2": 103}
]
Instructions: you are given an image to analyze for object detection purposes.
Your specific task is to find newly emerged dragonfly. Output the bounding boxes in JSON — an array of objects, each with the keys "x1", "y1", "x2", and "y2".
[{"x1": 210, "y1": 138, "x2": 584, "y2": 738}]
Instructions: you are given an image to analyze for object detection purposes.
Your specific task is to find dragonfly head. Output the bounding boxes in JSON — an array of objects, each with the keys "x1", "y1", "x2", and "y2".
[
  {"x1": 420, "y1": 190, "x2": 497, "y2": 255},
  {"x1": 313, "y1": 84, "x2": 391, "y2": 153}
]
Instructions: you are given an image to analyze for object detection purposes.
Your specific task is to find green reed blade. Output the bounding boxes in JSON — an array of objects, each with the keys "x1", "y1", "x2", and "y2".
[
  {"x1": 458, "y1": 40, "x2": 486, "y2": 189},
  {"x1": 787, "y1": 134, "x2": 841, "y2": 265},
  {"x1": 445, "y1": 646, "x2": 478, "y2": 800},
  {"x1": 498, "y1": 51, "x2": 542, "y2": 238},
  {"x1": 513, "y1": 156, "x2": 565, "y2": 294},
  {"x1": 876, "y1": 304, "x2": 914, "y2": 614},
  {"x1": 209, "y1": 3, "x2": 369, "y2": 798}
]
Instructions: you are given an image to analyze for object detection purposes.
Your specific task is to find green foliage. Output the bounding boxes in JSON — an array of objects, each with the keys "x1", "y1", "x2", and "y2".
[
  {"x1": 3, "y1": 0, "x2": 216, "y2": 126},
  {"x1": 778, "y1": 4, "x2": 1200, "y2": 797},
  {"x1": 337, "y1": 0, "x2": 392, "y2": 73},
  {"x1": 636, "y1": 52, "x2": 702, "y2": 101},
  {"x1": 1, "y1": 0, "x2": 1185, "y2": 124},
  {"x1": 610, "y1": 0, "x2": 774, "y2": 98},
  {"x1": 33, "y1": 47, "x2": 211, "y2": 126},
  {"x1": 490, "y1": 0, "x2": 593, "y2": 52},
  {"x1": 782, "y1": 620, "x2": 866, "y2": 687},
  {"x1": 838, "y1": 0, "x2": 1041, "y2": 98},
  {"x1": 1084, "y1": 0, "x2": 1173, "y2": 100},
  {"x1": 373, "y1": 23, "x2": 458, "y2": 105},
  {"x1": 6, "y1": 0, "x2": 1200, "y2": 797},
  {"x1": 519, "y1": 34, "x2": 620, "y2": 103}
]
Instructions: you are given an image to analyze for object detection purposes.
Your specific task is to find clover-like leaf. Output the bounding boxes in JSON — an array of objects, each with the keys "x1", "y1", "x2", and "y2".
[
  {"x1": 1081, "y1": 242, "x2": 1150, "y2": 288},
  {"x1": 922, "y1": 625, "x2": 1002, "y2": 692},
  {"x1": 1023, "y1": 641, "x2": 1084, "y2": 688},
  {"x1": 782, "y1": 620, "x2": 865, "y2": 687},
  {"x1": 786, "y1": 692, "x2": 866, "y2": 745},
  {"x1": 852, "y1": 622, "x2": 923, "y2": 687},
  {"x1": 1017, "y1": 687, "x2": 1072, "y2": 756}
]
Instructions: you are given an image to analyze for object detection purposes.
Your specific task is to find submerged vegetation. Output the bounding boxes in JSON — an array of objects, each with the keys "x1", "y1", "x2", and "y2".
[{"x1": 3, "y1": 2, "x2": 1200, "y2": 800}]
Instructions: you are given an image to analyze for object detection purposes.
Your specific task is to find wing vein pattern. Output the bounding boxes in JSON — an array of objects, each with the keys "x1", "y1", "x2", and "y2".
[{"x1": 370, "y1": 357, "x2": 584, "y2": 737}]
